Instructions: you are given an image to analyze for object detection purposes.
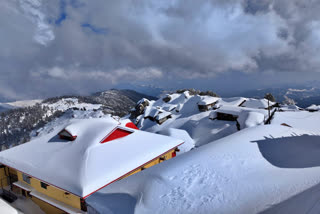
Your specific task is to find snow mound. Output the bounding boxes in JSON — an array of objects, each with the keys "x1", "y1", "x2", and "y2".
[
  {"x1": 157, "y1": 128, "x2": 195, "y2": 154},
  {"x1": 87, "y1": 125, "x2": 320, "y2": 214},
  {"x1": 306, "y1": 104, "x2": 320, "y2": 111},
  {"x1": 241, "y1": 98, "x2": 275, "y2": 109},
  {"x1": 198, "y1": 96, "x2": 219, "y2": 105},
  {"x1": 237, "y1": 111, "x2": 265, "y2": 128}
]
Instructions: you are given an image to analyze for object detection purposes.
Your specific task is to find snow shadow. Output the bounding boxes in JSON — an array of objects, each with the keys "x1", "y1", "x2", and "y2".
[
  {"x1": 252, "y1": 134, "x2": 320, "y2": 168},
  {"x1": 48, "y1": 135, "x2": 70, "y2": 143},
  {"x1": 86, "y1": 193, "x2": 137, "y2": 214},
  {"x1": 260, "y1": 181, "x2": 320, "y2": 214}
]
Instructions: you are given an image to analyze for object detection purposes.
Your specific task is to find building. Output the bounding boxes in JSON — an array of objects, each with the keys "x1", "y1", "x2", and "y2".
[
  {"x1": 197, "y1": 96, "x2": 219, "y2": 112},
  {"x1": 0, "y1": 117, "x2": 183, "y2": 214}
]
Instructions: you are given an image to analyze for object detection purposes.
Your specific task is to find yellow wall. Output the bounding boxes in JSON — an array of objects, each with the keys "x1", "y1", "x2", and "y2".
[
  {"x1": 16, "y1": 171, "x2": 81, "y2": 210},
  {"x1": 31, "y1": 196, "x2": 66, "y2": 214},
  {"x1": 122, "y1": 148, "x2": 176, "y2": 179},
  {"x1": 4, "y1": 147, "x2": 177, "y2": 213},
  {"x1": 0, "y1": 167, "x2": 8, "y2": 187}
]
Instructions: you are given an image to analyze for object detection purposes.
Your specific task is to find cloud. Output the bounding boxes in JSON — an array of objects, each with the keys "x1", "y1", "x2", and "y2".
[{"x1": 0, "y1": 0, "x2": 320, "y2": 100}]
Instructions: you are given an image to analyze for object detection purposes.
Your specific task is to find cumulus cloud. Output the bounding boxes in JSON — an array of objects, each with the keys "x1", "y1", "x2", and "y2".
[{"x1": 0, "y1": 0, "x2": 320, "y2": 99}]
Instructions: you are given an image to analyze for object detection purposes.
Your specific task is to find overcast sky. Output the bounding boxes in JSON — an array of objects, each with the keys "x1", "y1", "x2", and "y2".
[{"x1": 1, "y1": 0, "x2": 320, "y2": 100}]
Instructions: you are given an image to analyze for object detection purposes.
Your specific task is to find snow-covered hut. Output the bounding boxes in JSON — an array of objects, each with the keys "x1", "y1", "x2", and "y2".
[
  {"x1": 156, "y1": 112, "x2": 172, "y2": 125},
  {"x1": 0, "y1": 117, "x2": 183, "y2": 213},
  {"x1": 197, "y1": 96, "x2": 219, "y2": 111}
]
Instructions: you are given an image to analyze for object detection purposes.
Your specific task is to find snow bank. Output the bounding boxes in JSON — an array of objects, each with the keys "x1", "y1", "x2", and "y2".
[
  {"x1": 87, "y1": 125, "x2": 320, "y2": 214},
  {"x1": 237, "y1": 111, "x2": 265, "y2": 128},
  {"x1": 0, "y1": 198, "x2": 19, "y2": 214},
  {"x1": 157, "y1": 128, "x2": 195, "y2": 154},
  {"x1": 272, "y1": 111, "x2": 320, "y2": 133}
]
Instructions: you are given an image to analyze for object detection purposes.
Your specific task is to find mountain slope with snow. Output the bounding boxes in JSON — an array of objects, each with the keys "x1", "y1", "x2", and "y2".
[{"x1": 0, "y1": 89, "x2": 152, "y2": 150}]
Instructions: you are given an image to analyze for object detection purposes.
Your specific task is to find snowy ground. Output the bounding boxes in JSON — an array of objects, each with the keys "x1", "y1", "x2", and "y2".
[
  {"x1": 84, "y1": 92, "x2": 320, "y2": 214},
  {"x1": 271, "y1": 111, "x2": 320, "y2": 133},
  {"x1": 87, "y1": 124, "x2": 320, "y2": 214},
  {"x1": 0, "y1": 194, "x2": 44, "y2": 214}
]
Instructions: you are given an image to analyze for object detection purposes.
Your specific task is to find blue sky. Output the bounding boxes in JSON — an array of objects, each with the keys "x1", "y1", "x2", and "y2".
[{"x1": 0, "y1": 0, "x2": 320, "y2": 100}]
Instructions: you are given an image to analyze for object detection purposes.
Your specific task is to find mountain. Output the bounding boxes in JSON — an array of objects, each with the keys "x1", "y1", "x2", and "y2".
[
  {"x1": 0, "y1": 99, "x2": 42, "y2": 113},
  {"x1": 114, "y1": 83, "x2": 168, "y2": 97},
  {"x1": 0, "y1": 89, "x2": 153, "y2": 150},
  {"x1": 237, "y1": 86, "x2": 320, "y2": 108}
]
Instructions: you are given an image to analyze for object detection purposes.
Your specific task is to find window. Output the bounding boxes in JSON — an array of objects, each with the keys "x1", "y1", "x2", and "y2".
[
  {"x1": 40, "y1": 182, "x2": 49, "y2": 189},
  {"x1": 22, "y1": 173, "x2": 31, "y2": 184},
  {"x1": 58, "y1": 129, "x2": 77, "y2": 141},
  {"x1": 101, "y1": 128, "x2": 133, "y2": 144}
]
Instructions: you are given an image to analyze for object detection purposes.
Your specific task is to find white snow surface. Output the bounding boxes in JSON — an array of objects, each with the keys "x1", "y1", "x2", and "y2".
[
  {"x1": 216, "y1": 97, "x2": 247, "y2": 107},
  {"x1": 241, "y1": 98, "x2": 275, "y2": 109},
  {"x1": 138, "y1": 93, "x2": 241, "y2": 147},
  {"x1": 0, "y1": 116, "x2": 183, "y2": 198},
  {"x1": 197, "y1": 96, "x2": 219, "y2": 105},
  {"x1": 156, "y1": 111, "x2": 172, "y2": 120},
  {"x1": 156, "y1": 128, "x2": 195, "y2": 154},
  {"x1": 306, "y1": 104, "x2": 320, "y2": 111},
  {"x1": 43, "y1": 98, "x2": 101, "y2": 112},
  {"x1": 0, "y1": 198, "x2": 20, "y2": 214},
  {"x1": 271, "y1": 111, "x2": 320, "y2": 133},
  {"x1": 279, "y1": 104, "x2": 301, "y2": 111},
  {"x1": 87, "y1": 125, "x2": 320, "y2": 214},
  {"x1": 0, "y1": 99, "x2": 42, "y2": 111}
]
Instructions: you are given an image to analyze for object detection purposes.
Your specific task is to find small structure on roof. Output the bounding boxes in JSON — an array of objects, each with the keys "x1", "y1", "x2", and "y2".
[
  {"x1": 197, "y1": 96, "x2": 219, "y2": 111},
  {"x1": 156, "y1": 112, "x2": 172, "y2": 125},
  {"x1": 0, "y1": 117, "x2": 183, "y2": 213}
]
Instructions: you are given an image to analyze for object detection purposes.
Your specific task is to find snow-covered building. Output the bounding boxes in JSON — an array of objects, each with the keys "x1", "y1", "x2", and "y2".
[
  {"x1": 0, "y1": 117, "x2": 183, "y2": 213},
  {"x1": 197, "y1": 96, "x2": 219, "y2": 111},
  {"x1": 306, "y1": 104, "x2": 320, "y2": 112}
]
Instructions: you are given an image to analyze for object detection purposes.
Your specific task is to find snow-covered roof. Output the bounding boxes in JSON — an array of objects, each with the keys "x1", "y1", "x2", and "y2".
[
  {"x1": 156, "y1": 111, "x2": 172, "y2": 120},
  {"x1": 0, "y1": 117, "x2": 183, "y2": 198},
  {"x1": 241, "y1": 98, "x2": 275, "y2": 109},
  {"x1": 137, "y1": 98, "x2": 149, "y2": 105},
  {"x1": 216, "y1": 105, "x2": 269, "y2": 118},
  {"x1": 87, "y1": 125, "x2": 320, "y2": 214},
  {"x1": 279, "y1": 104, "x2": 300, "y2": 111},
  {"x1": 145, "y1": 108, "x2": 162, "y2": 118},
  {"x1": 216, "y1": 97, "x2": 247, "y2": 107},
  {"x1": 306, "y1": 104, "x2": 320, "y2": 111},
  {"x1": 198, "y1": 96, "x2": 219, "y2": 105}
]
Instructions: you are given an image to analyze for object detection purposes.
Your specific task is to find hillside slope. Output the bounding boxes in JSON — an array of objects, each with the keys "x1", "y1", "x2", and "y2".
[{"x1": 0, "y1": 89, "x2": 152, "y2": 150}]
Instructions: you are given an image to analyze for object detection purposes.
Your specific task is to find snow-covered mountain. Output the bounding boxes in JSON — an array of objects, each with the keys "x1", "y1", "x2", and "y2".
[
  {"x1": 0, "y1": 99, "x2": 42, "y2": 112},
  {"x1": 0, "y1": 89, "x2": 154, "y2": 150},
  {"x1": 238, "y1": 86, "x2": 320, "y2": 107}
]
